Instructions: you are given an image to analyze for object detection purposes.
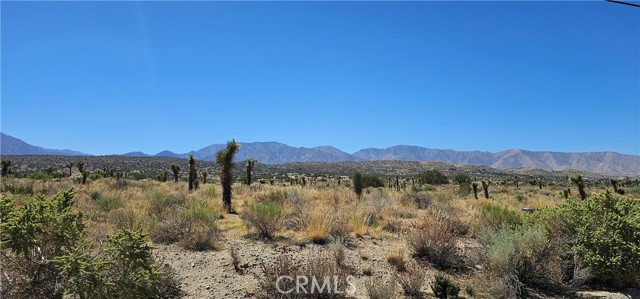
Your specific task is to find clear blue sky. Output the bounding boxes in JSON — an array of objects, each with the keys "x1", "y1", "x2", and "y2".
[{"x1": 2, "y1": 1, "x2": 639, "y2": 155}]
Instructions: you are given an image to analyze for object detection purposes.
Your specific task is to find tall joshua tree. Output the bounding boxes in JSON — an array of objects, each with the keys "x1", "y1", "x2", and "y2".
[
  {"x1": 188, "y1": 155, "x2": 197, "y2": 191},
  {"x1": 245, "y1": 159, "x2": 255, "y2": 186},
  {"x1": 170, "y1": 164, "x2": 180, "y2": 182},
  {"x1": 353, "y1": 171, "x2": 363, "y2": 199},
  {"x1": 481, "y1": 180, "x2": 490, "y2": 199},
  {"x1": 216, "y1": 140, "x2": 240, "y2": 214},
  {"x1": 515, "y1": 176, "x2": 519, "y2": 189},
  {"x1": 570, "y1": 175, "x2": 587, "y2": 200},
  {"x1": 1, "y1": 160, "x2": 11, "y2": 177}
]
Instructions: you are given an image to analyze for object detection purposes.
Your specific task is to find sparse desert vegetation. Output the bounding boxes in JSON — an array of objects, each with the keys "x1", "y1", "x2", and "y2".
[{"x1": 1, "y1": 156, "x2": 640, "y2": 298}]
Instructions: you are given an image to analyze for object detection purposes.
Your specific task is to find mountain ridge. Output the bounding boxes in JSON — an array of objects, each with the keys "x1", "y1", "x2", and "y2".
[{"x1": 1, "y1": 133, "x2": 638, "y2": 176}]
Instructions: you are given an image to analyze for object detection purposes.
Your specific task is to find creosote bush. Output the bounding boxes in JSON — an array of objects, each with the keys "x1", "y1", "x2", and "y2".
[{"x1": 407, "y1": 219, "x2": 460, "y2": 270}]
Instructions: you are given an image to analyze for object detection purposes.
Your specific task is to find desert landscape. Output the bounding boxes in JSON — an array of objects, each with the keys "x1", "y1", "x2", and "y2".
[
  {"x1": 2, "y1": 1, "x2": 638, "y2": 298},
  {"x1": 1, "y1": 140, "x2": 639, "y2": 298}
]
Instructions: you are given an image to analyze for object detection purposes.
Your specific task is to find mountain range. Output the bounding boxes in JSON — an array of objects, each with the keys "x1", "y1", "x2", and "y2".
[{"x1": 1, "y1": 133, "x2": 638, "y2": 176}]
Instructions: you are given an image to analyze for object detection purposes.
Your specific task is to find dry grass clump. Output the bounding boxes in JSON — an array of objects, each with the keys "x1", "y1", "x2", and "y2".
[
  {"x1": 242, "y1": 200, "x2": 283, "y2": 240},
  {"x1": 365, "y1": 276, "x2": 396, "y2": 299},
  {"x1": 407, "y1": 217, "x2": 461, "y2": 270},
  {"x1": 396, "y1": 263, "x2": 427, "y2": 298},
  {"x1": 306, "y1": 205, "x2": 334, "y2": 244},
  {"x1": 387, "y1": 249, "x2": 407, "y2": 272},
  {"x1": 259, "y1": 248, "x2": 353, "y2": 299}
]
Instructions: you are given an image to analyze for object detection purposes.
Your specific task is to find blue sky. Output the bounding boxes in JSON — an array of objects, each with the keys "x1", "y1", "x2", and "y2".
[{"x1": 2, "y1": 1, "x2": 639, "y2": 155}]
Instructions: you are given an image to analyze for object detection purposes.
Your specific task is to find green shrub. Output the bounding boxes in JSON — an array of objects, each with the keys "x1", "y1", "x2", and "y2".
[
  {"x1": 483, "y1": 225, "x2": 554, "y2": 298},
  {"x1": 149, "y1": 191, "x2": 185, "y2": 217},
  {"x1": 431, "y1": 274, "x2": 460, "y2": 299},
  {"x1": 362, "y1": 175, "x2": 384, "y2": 188},
  {"x1": 1, "y1": 182, "x2": 34, "y2": 195},
  {"x1": 179, "y1": 200, "x2": 219, "y2": 250},
  {"x1": 532, "y1": 191, "x2": 640, "y2": 287},
  {"x1": 479, "y1": 203, "x2": 521, "y2": 230},
  {"x1": 453, "y1": 174, "x2": 471, "y2": 185},
  {"x1": 88, "y1": 173, "x2": 103, "y2": 181},
  {"x1": 243, "y1": 201, "x2": 283, "y2": 239},
  {"x1": 0, "y1": 190, "x2": 182, "y2": 299},
  {"x1": 417, "y1": 170, "x2": 449, "y2": 185},
  {"x1": 28, "y1": 172, "x2": 52, "y2": 180}
]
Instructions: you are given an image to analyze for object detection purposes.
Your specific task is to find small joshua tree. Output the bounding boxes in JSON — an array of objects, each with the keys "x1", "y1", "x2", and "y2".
[
  {"x1": 610, "y1": 179, "x2": 619, "y2": 193},
  {"x1": 201, "y1": 171, "x2": 207, "y2": 184},
  {"x1": 170, "y1": 164, "x2": 180, "y2": 183},
  {"x1": 76, "y1": 160, "x2": 86, "y2": 173},
  {"x1": 538, "y1": 179, "x2": 543, "y2": 190},
  {"x1": 570, "y1": 175, "x2": 587, "y2": 200},
  {"x1": 216, "y1": 139, "x2": 240, "y2": 214},
  {"x1": 471, "y1": 182, "x2": 479, "y2": 199},
  {"x1": 245, "y1": 159, "x2": 255, "y2": 186},
  {"x1": 66, "y1": 162, "x2": 74, "y2": 177},
  {"x1": 515, "y1": 175, "x2": 519, "y2": 188},
  {"x1": 188, "y1": 155, "x2": 197, "y2": 191},
  {"x1": 1, "y1": 160, "x2": 11, "y2": 177},
  {"x1": 481, "y1": 180, "x2": 489, "y2": 199},
  {"x1": 353, "y1": 171, "x2": 363, "y2": 199}
]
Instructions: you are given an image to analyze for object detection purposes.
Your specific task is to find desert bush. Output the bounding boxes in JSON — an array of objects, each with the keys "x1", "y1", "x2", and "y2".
[
  {"x1": 387, "y1": 250, "x2": 407, "y2": 272},
  {"x1": 431, "y1": 274, "x2": 460, "y2": 299},
  {"x1": 382, "y1": 218, "x2": 402, "y2": 233},
  {"x1": 95, "y1": 194, "x2": 123, "y2": 212},
  {"x1": 108, "y1": 208, "x2": 144, "y2": 231},
  {"x1": 418, "y1": 170, "x2": 448, "y2": 185},
  {"x1": 0, "y1": 190, "x2": 181, "y2": 299},
  {"x1": 1, "y1": 182, "x2": 34, "y2": 195},
  {"x1": 483, "y1": 225, "x2": 554, "y2": 298},
  {"x1": 479, "y1": 203, "x2": 521, "y2": 231},
  {"x1": 531, "y1": 191, "x2": 640, "y2": 287},
  {"x1": 306, "y1": 207, "x2": 333, "y2": 244},
  {"x1": 179, "y1": 200, "x2": 219, "y2": 250},
  {"x1": 453, "y1": 174, "x2": 471, "y2": 185},
  {"x1": 256, "y1": 189, "x2": 288, "y2": 203},
  {"x1": 396, "y1": 264, "x2": 426, "y2": 298},
  {"x1": 28, "y1": 172, "x2": 53, "y2": 180},
  {"x1": 259, "y1": 250, "x2": 353, "y2": 299},
  {"x1": 407, "y1": 220, "x2": 460, "y2": 270},
  {"x1": 243, "y1": 201, "x2": 283, "y2": 239},
  {"x1": 149, "y1": 214, "x2": 188, "y2": 244},
  {"x1": 365, "y1": 276, "x2": 396, "y2": 299},
  {"x1": 149, "y1": 191, "x2": 185, "y2": 217},
  {"x1": 403, "y1": 191, "x2": 431, "y2": 209},
  {"x1": 362, "y1": 175, "x2": 384, "y2": 188}
]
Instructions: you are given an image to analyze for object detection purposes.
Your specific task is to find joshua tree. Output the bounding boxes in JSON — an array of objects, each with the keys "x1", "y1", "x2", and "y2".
[
  {"x1": 353, "y1": 171, "x2": 363, "y2": 199},
  {"x1": 481, "y1": 180, "x2": 490, "y2": 199},
  {"x1": 562, "y1": 188, "x2": 570, "y2": 199},
  {"x1": 45, "y1": 166, "x2": 54, "y2": 175},
  {"x1": 515, "y1": 176, "x2": 519, "y2": 188},
  {"x1": 570, "y1": 175, "x2": 587, "y2": 200},
  {"x1": 188, "y1": 155, "x2": 197, "y2": 191},
  {"x1": 245, "y1": 159, "x2": 255, "y2": 186},
  {"x1": 216, "y1": 140, "x2": 240, "y2": 214},
  {"x1": 538, "y1": 179, "x2": 543, "y2": 190},
  {"x1": 337, "y1": 176, "x2": 341, "y2": 186},
  {"x1": 66, "y1": 162, "x2": 74, "y2": 177},
  {"x1": 395, "y1": 175, "x2": 400, "y2": 191},
  {"x1": 1, "y1": 160, "x2": 11, "y2": 177},
  {"x1": 81, "y1": 171, "x2": 88, "y2": 184},
  {"x1": 610, "y1": 179, "x2": 619, "y2": 193},
  {"x1": 170, "y1": 164, "x2": 180, "y2": 182},
  {"x1": 471, "y1": 182, "x2": 479, "y2": 199},
  {"x1": 388, "y1": 178, "x2": 392, "y2": 189},
  {"x1": 76, "y1": 160, "x2": 86, "y2": 173},
  {"x1": 201, "y1": 172, "x2": 207, "y2": 184}
]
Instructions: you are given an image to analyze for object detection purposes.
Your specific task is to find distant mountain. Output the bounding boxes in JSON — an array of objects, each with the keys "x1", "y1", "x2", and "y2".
[
  {"x1": 2, "y1": 132, "x2": 638, "y2": 176},
  {"x1": 168, "y1": 142, "x2": 360, "y2": 164},
  {"x1": 0, "y1": 133, "x2": 88, "y2": 156},
  {"x1": 121, "y1": 151, "x2": 149, "y2": 157},
  {"x1": 353, "y1": 146, "x2": 640, "y2": 176}
]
